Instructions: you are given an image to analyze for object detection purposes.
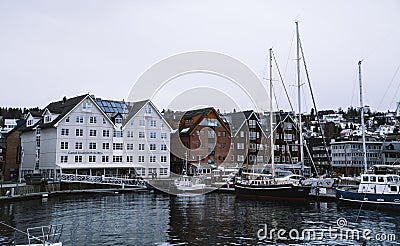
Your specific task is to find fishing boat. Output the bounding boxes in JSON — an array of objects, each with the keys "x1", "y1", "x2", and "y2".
[
  {"x1": 175, "y1": 175, "x2": 206, "y2": 191},
  {"x1": 336, "y1": 172, "x2": 400, "y2": 210},
  {"x1": 235, "y1": 31, "x2": 311, "y2": 201},
  {"x1": 335, "y1": 61, "x2": 400, "y2": 210}
]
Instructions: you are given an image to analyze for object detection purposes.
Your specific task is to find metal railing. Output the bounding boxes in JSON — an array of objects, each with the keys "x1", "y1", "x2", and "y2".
[{"x1": 60, "y1": 174, "x2": 147, "y2": 188}]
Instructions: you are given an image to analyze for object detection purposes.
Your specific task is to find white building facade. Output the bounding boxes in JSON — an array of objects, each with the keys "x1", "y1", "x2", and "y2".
[{"x1": 20, "y1": 95, "x2": 172, "y2": 179}]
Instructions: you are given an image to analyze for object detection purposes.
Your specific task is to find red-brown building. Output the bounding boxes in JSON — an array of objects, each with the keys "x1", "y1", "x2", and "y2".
[
  {"x1": 5, "y1": 127, "x2": 22, "y2": 181},
  {"x1": 167, "y1": 107, "x2": 231, "y2": 175}
]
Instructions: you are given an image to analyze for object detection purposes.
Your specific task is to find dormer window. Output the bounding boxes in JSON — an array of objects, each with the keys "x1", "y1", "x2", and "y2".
[
  {"x1": 115, "y1": 117, "x2": 122, "y2": 124},
  {"x1": 44, "y1": 115, "x2": 51, "y2": 123},
  {"x1": 27, "y1": 120, "x2": 33, "y2": 126}
]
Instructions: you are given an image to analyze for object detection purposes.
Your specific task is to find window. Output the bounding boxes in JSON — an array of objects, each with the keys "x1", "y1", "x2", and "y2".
[
  {"x1": 44, "y1": 115, "x2": 51, "y2": 123},
  {"x1": 150, "y1": 132, "x2": 157, "y2": 139},
  {"x1": 126, "y1": 156, "x2": 133, "y2": 162},
  {"x1": 75, "y1": 142, "x2": 83, "y2": 150},
  {"x1": 150, "y1": 156, "x2": 156, "y2": 163},
  {"x1": 161, "y1": 144, "x2": 167, "y2": 151},
  {"x1": 137, "y1": 168, "x2": 145, "y2": 176},
  {"x1": 150, "y1": 120, "x2": 157, "y2": 127},
  {"x1": 60, "y1": 142, "x2": 68, "y2": 150},
  {"x1": 139, "y1": 132, "x2": 145, "y2": 138},
  {"x1": 161, "y1": 156, "x2": 167, "y2": 163},
  {"x1": 36, "y1": 136, "x2": 40, "y2": 147},
  {"x1": 103, "y1": 130, "x2": 110, "y2": 137},
  {"x1": 160, "y1": 168, "x2": 168, "y2": 176},
  {"x1": 102, "y1": 156, "x2": 109, "y2": 163},
  {"x1": 138, "y1": 156, "x2": 145, "y2": 163},
  {"x1": 76, "y1": 115, "x2": 84, "y2": 123},
  {"x1": 61, "y1": 156, "x2": 68, "y2": 163},
  {"x1": 82, "y1": 100, "x2": 92, "y2": 110},
  {"x1": 113, "y1": 143, "x2": 123, "y2": 150},
  {"x1": 126, "y1": 143, "x2": 134, "y2": 150},
  {"x1": 76, "y1": 129, "x2": 83, "y2": 136},
  {"x1": 161, "y1": 133, "x2": 167, "y2": 139},
  {"x1": 149, "y1": 168, "x2": 157, "y2": 175},
  {"x1": 89, "y1": 156, "x2": 96, "y2": 162},
  {"x1": 150, "y1": 144, "x2": 156, "y2": 151},
  {"x1": 139, "y1": 119, "x2": 145, "y2": 126},
  {"x1": 89, "y1": 116, "x2": 97, "y2": 124},
  {"x1": 237, "y1": 155, "x2": 244, "y2": 161},
  {"x1": 89, "y1": 129, "x2": 97, "y2": 137},
  {"x1": 240, "y1": 131, "x2": 244, "y2": 138},
  {"x1": 114, "y1": 130, "x2": 123, "y2": 138},
  {"x1": 103, "y1": 118, "x2": 107, "y2": 124},
  {"x1": 237, "y1": 143, "x2": 244, "y2": 149},
  {"x1": 249, "y1": 120, "x2": 256, "y2": 128},
  {"x1": 139, "y1": 144, "x2": 145, "y2": 150},
  {"x1": 115, "y1": 117, "x2": 122, "y2": 124},
  {"x1": 27, "y1": 119, "x2": 33, "y2": 126},
  {"x1": 127, "y1": 131, "x2": 134, "y2": 138},
  {"x1": 113, "y1": 156, "x2": 122, "y2": 162},
  {"x1": 89, "y1": 142, "x2": 97, "y2": 150},
  {"x1": 145, "y1": 107, "x2": 152, "y2": 114},
  {"x1": 65, "y1": 117, "x2": 70, "y2": 123},
  {"x1": 102, "y1": 142, "x2": 110, "y2": 150},
  {"x1": 61, "y1": 129, "x2": 69, "y2": 136},
  {"x1": 75, "y1": 156, "x2": 83, "y2": 163}
]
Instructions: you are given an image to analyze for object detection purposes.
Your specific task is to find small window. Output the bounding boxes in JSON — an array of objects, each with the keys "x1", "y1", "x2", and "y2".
[
  {"x1": 390, "y1": 186, "x2": 398, "y2": 192},
  {"x1": 378, "y1": 176, "x2": 385, "y2": 183},
  {"x1": 115, "y1": 117, "x2": 122, "y2": 124},
  {"x1": 370, "y1": 176, "x2": 376, "y2": 182},
  {"x1": 363, "y1": 176, "x2": 369, "y2": 182}
]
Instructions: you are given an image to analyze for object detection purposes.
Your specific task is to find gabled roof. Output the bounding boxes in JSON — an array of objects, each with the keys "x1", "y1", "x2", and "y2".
[
  {"x1": 179, "y1": 107, "x2": 230, "y2": 135},
  {"x1": 123, "y1": 100, "x2": 173, "y2": 131},
  {"x1": 40, "y1": 94, "x2": 88, "y2": 128}
]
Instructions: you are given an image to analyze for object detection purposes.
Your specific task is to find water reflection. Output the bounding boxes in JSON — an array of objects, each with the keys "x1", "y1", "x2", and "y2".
[{"x1": 0, "y1": 192, "x2": 398, "y2": 245}]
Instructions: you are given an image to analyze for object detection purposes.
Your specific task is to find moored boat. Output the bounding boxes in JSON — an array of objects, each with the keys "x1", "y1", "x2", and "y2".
[{"x1": 336, "y1": 173, "x2": 400, "y2": 210}]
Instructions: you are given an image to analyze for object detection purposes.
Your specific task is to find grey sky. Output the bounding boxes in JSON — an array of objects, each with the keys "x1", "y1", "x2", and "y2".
[{"x1": 1, "y1": 0, "x2": 399, "y2": 113}]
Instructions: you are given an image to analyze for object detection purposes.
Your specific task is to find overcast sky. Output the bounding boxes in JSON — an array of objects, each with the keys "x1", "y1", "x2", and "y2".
[{"x1": 1, "y1": 0, "x2": 399, "y2": 113}]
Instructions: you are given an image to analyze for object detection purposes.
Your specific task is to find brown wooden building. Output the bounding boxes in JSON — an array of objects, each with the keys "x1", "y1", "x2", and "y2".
[{"x1": 167, "y1": 107, "x2": 231, "y2": 175}]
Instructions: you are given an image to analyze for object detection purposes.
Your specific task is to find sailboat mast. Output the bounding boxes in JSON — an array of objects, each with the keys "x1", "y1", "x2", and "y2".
[
  {"x1": 296, "y1": 21, "x2": 304, "y2": 173},
  {"x1": 269, "y1": 48, "x2": 275, "y2": 178},
  {"x1": 359, "y1": 60, "x2": 368, "y2": 173}
]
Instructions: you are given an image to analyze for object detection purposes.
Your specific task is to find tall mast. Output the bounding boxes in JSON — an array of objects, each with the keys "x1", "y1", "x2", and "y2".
[
  {"x1": 296, "y1": 21, "x2": 304, "y2": 173},
  {"x1": 269, "y1": 48, "x2": 275, "y2": 178},
  {"x1": 359, "y1": 60, "x2": 368, "y2": 173}
]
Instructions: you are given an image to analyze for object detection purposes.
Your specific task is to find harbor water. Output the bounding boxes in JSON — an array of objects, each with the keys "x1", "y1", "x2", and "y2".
[{"x1": 0, "y1": 191, "x2": 399, "y2": 245}]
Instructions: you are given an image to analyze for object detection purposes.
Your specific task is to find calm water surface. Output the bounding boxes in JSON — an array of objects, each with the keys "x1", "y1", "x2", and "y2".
[{"x1": 0, "y1": 191, "x2": 399, "y2": 245}]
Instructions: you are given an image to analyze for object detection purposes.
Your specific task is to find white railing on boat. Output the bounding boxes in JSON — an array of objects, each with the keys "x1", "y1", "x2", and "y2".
[{"x1": 60, "y1": 174, "x2": 147, "y2": 188}]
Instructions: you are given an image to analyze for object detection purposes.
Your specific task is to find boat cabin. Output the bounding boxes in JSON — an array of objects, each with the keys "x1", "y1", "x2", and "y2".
[{"x1": 358, "y1": 174, "x2": 400, "y2": 194}]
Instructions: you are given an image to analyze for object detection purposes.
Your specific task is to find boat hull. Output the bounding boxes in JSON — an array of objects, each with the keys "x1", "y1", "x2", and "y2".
[
  {"x1": 336, "y1": 188, "x2": 400, "y2": 210},
  {"x1": 234, "y1": 183, "x2": 311, "y2": 201}
]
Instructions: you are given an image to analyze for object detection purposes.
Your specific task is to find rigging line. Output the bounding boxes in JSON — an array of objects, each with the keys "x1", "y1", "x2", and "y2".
[
  {"x1": 389, "y1": 76, "x2": 400, "y2": 110},
  {"x1": 377, "y1": 64, "x2": 400, "y2": 111},
  {"x1": 272, "y1": 50, "x2": 294, "y2": 112},
  {"x1": 299, "y1": 39, "x2": 330, "y2": 171},
  {"x1": 350, "y1": 69, "x2": 358, "y2": 107},
  {"x1": 284, "y1": 31, "x2": 296, "y2": 77}
]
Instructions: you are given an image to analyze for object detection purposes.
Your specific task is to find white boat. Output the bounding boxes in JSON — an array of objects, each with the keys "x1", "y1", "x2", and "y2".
[{"x1": 174, "y1": 175, "x2": 206, "y2": 191}]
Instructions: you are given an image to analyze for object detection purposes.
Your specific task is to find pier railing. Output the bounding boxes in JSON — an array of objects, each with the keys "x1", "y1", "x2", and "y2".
[{"x1": 60, "y1": 174, "x2": 147, "y2": 188}]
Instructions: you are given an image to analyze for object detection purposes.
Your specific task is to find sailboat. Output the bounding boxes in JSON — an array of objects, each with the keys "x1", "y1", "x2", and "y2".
[
  {"x1": 335, "y1": 61, "x2": 400, "y2": 210},
  {"x1": 234, "y1": 41, "x2": 311, "y2": 201}
]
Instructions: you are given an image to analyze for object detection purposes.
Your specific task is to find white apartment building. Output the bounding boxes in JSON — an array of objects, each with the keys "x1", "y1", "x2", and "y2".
[
  {"x1": 20, "y1": 94, "x2": 172, "y2": 179},
  {"x1": 331, "y1": 140, "x2": 382, "y2": 175}
]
